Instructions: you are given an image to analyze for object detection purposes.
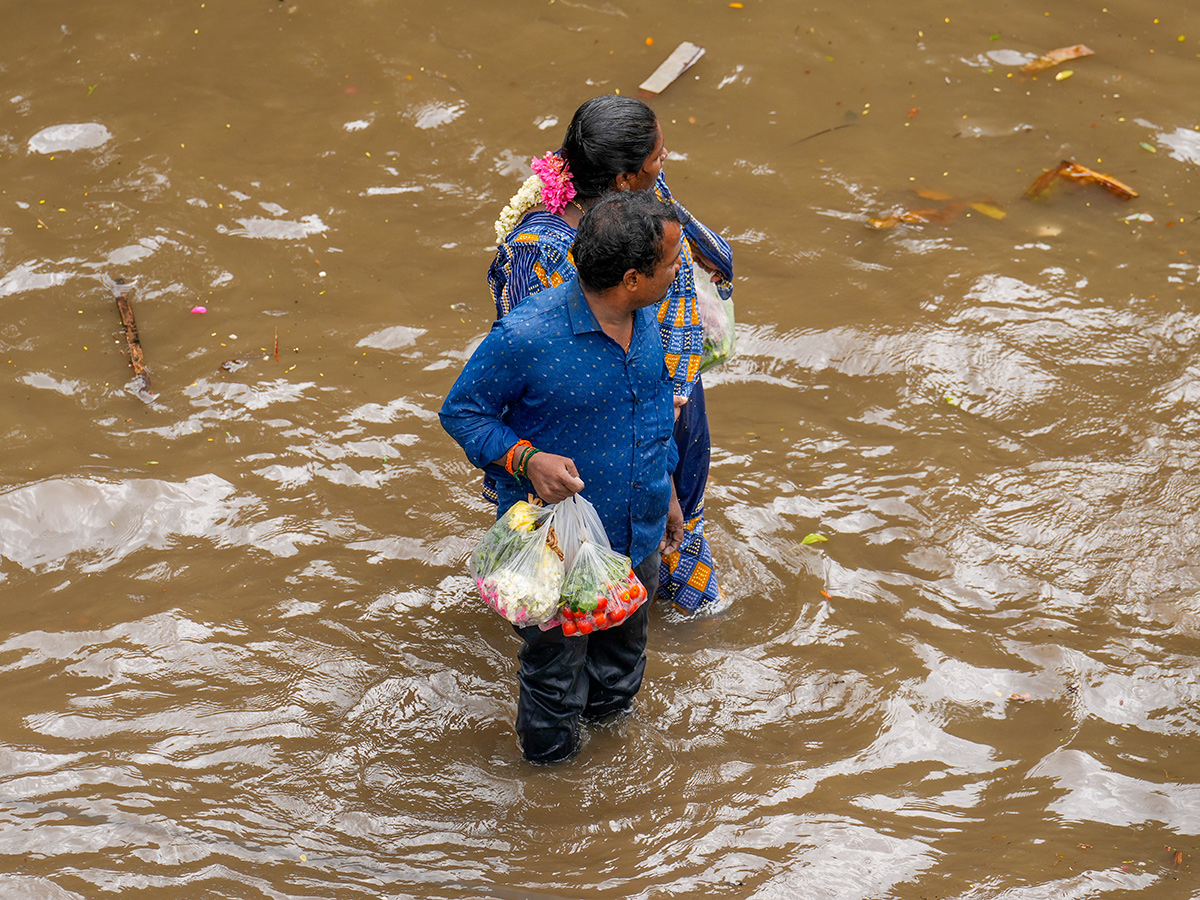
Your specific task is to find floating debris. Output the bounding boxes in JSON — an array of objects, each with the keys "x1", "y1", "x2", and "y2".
[
  {"x1": 639, "y1": 41, "x2": 705, "y2": 94},
  {"x1": 28, "y1": 122, "x2": 112, "y2": 154},
  {"x1": 109, "y1": 277, "x2": 153, "y2": 399},
  {"x1": 1021, "y1": 44, "x2": 1094, "y2": 74},
  {"x1": 1025, "y1": 160, "x2": 1138, "y2": 200}
]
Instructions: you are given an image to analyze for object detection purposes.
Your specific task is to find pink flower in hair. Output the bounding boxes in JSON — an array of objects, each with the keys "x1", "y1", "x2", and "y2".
[{"x1": 530, "y1": 151, "x2": 576, "y2": 215}]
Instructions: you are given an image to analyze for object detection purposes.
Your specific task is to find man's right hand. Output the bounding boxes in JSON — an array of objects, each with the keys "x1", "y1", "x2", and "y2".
[{"x1": 526, "y1": 451, "x2": 585, "y2": 503}]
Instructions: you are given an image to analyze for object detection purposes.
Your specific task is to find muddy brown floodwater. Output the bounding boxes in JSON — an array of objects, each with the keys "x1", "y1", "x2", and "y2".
[{"x1": 2, "y1": 0, "x2": 1200, "y2": 897}]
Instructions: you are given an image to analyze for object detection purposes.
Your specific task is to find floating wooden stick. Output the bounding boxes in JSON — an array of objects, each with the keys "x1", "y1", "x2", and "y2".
[
  {"x1": 111, "y1": 277, "x2": 153, "y2": 396},
  {"x1": 639, "y1": 41, "x2": 705, "y2": 94}
]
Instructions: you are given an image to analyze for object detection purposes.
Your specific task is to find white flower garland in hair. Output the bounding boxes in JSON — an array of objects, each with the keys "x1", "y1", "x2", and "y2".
[{"x1": 493, "y1": 173, "x2": 543, "y2": 243}]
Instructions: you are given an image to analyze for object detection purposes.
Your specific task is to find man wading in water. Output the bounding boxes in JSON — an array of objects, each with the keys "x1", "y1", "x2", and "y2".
[{"x1": 440, "y1": 191, "x2": 684, "y2": 763}]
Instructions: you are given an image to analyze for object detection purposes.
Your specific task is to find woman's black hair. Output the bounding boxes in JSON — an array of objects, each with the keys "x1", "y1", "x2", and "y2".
[
  {"x1": 573, "y1": 191, "x2": 680, "y2": 292},
  {"x1": 561, "y1": 95, "x2": 659, "y2": 200}
]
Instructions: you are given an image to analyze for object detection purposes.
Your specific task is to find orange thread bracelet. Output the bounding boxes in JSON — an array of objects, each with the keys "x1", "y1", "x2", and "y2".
[{"x1": 504, "y1": 439, "x2": 532, "y2": 475}]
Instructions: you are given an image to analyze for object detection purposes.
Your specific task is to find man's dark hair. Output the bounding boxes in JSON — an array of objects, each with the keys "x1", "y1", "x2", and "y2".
[
  {"x1": 573, "y1": 191, "x2": 680, "y2": 292},
  {"x1": 561, "y1": 95, "x2": 659, "y2": 200}
]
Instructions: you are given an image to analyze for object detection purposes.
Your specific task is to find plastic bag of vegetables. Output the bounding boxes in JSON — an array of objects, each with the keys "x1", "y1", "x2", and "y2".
[
  {"x1": 693, "y1": 260, "x2": 736, "y2": 374},
  {"x1": 537, "y1": 494, "x2": 649, "y2": 635},
  {"x1": 469, "y1": 500, "x2": 565, "y2": 626}
]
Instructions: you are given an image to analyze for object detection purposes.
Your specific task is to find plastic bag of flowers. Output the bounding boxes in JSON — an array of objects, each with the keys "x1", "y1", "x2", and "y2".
[{"x1": 469, "y1": 500, "x2": 565, "y2": 626}]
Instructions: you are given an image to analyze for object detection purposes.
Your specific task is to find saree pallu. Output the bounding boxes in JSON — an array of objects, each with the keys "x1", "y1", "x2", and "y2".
[
  {"x1": 654, "y1": 174, "x2": 733, "y2": 612},
  {"x1": 658, "y1": 376, "x2": 721, "y2": 613}
]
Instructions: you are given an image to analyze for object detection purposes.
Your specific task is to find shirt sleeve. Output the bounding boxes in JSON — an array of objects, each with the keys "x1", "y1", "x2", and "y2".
[{"x1": 439, "y1": 324, "x2": 525, "y2": 471}]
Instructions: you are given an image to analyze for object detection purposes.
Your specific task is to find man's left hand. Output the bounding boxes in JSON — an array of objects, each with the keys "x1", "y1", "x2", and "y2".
[{"x1": 660, "y1": 489, "x2": 684, "y2": 555}]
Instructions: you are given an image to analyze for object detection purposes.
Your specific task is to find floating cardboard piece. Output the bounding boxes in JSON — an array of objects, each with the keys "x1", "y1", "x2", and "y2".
[{"x1": 639, "y1": 41, "x2": 705, "y2": 94}]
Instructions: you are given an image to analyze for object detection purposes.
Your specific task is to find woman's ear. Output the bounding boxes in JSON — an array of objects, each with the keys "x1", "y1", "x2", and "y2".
[{"x1": 613, "y1": 172, "x2": 636, "y2": 192}]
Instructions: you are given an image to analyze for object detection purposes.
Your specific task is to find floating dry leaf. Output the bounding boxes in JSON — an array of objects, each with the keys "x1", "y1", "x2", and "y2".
[
  {"x1": 1025, "y1": 159, "x2": 1138, "y2": 200},
  {"x1": 868, "y1": 190, "x2": 1015, "y2": 229},
  {"x1": 970, "y1": 201, "x2": 1008, "y2": 220},
  {"x1": 1021, "y1": 43, "x2": 1094, "y2": 74},
  {"x1": 869, "y1": 202, "x2": 967, "y2": 229}
]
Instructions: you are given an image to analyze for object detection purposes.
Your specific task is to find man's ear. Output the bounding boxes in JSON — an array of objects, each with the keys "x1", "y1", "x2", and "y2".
[{"x1": 621, "y1": 267, "x2": 640, "y2": 291}]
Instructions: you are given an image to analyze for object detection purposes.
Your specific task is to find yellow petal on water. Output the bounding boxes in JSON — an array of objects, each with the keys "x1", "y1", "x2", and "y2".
[
  {"x1": 1055, "y1": 69, "x2": 1074, "y2": 81},
  {"x1": 969, "y1": 201, "x2": 1007, "y2": 220}
]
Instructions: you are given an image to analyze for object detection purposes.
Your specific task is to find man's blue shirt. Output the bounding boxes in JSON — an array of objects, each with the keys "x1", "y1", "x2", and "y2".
[{"x1": 440, "y1": 277, "x2": 676, "y2": 565}]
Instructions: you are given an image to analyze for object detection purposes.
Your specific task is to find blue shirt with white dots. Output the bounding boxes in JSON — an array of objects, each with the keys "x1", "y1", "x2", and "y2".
[{"x1": 440, "y1": 276, "x2": 677, "y2": 565}]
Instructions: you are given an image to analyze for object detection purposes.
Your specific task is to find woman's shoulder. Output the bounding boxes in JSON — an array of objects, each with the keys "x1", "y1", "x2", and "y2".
[
  {"x1": 500, "y1": 210, "x2": 576, "y2": 248},
  {"x1": 490, "y1": 211, "x2": 578, "y2": 316}
]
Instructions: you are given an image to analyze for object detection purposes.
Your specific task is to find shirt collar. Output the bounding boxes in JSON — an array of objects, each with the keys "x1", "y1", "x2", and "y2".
[
  {"x1": 565, "y1": 276, "x2": 603, "y2": 336},
  {"x1": 566, "y1": 275, "x2": 659, "y2": 347}
]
